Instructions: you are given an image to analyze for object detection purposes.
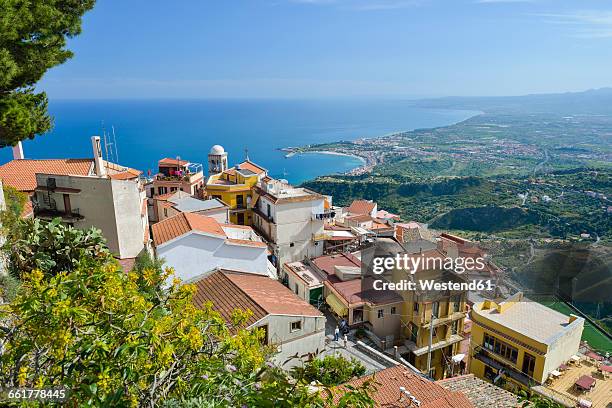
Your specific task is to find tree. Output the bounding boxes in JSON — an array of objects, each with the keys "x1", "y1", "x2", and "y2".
[
  {"x1": 0, "y1": 221, "x2": 375, "y2": 407},
  {"x1": 291, "y1": 355, "x2": 367, "y2": 387},
  {"x1": 3, "y1": 217, "x2": 111, "y2": 277},
  {"x1": 0, "y1": 0, "x2": 96, "y2": 147}
]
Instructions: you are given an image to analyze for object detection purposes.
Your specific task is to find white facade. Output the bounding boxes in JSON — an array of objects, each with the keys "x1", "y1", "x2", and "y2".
[
  {"x1": 253, "y1": 180, "x2": 327, "y2": 268},
  {"x1": 33, "y1": 173, "x2": 148, "y2": 259},
  {"x1": 250, "y1": 314, "x2": 326, "y2": 368},
  {"x1": 155, "y1": 231, "x2": 269, "y2": 283}
]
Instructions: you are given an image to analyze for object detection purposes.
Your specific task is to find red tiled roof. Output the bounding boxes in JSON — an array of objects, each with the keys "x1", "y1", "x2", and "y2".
[
  {"x1": 345, "y1": 214, "x2": 372, "y2": 223},
  {"x1": 151, "y1": 212, "x2": 226, "y2": 246},
  {"x1": 334, "y1": 365, "x2": 474, "y2": 408},
  {"x1": 325, "y1": 277, "x2": 403, "y2": 306},
  {"x1": 312, "y1": 253, "x2": 361, "y2": 276},
  {"x1": 347, "y1": 199, "x2": 376, "y2": 215},
  {"x1": 191, "y1": 270, "x2": 322, "y2": 329},
  {"x1": 109, "y1": 168, "x2": 141, "y2": 180},
  {"x1": 158, "y1": 157, "x2": 189, "y2": 166},
  {"x1": 437, "y1": 374, "x2": 521, "y2": 408},
  {"x1": 237, "y1": 160, "x2": 266, "y2": 175},
  {"x1": 192, "y1": 271, "x2": 267, "y2": 328},
  {"x1": 0, "y1": 159, "x2": 93, "y2": 192}
]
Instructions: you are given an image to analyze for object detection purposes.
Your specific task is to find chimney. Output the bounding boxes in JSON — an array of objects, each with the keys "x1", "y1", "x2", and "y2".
[
  {"x1": 12, "y1": 141, "x2": 24, "y2": 160},
  {"x1": 91, "y1": 136, "x2": 106, "y2": 177}
]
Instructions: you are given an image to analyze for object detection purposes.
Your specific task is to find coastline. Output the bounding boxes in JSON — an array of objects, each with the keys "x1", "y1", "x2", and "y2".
[{"x1": 284, "y1": 109, "x2": 483, "y2": 177}]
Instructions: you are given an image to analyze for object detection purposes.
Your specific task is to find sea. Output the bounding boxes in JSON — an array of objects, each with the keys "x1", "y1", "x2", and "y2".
[{"x1": 0, "y1": 99, "x2": 478, "y2": 184}]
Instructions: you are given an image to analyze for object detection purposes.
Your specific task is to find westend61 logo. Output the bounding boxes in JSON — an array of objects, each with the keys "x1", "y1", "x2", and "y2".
[
  {"x1": 360, "y1": 241, "x2": 496, "y2": 294},
  {"x1": 372, "y1": 253, "x2": 486, "y2": 275}
]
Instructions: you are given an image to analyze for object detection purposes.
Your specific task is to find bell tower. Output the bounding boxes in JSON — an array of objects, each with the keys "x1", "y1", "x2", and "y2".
[{"x1": 208, "y1": 145, "x2": 228, "y2": 175}]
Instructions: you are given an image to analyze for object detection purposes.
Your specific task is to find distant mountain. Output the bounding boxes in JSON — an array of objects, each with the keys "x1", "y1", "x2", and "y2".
[{"x1": 412, "y1": 88, "x2": 612, "y2": 115}]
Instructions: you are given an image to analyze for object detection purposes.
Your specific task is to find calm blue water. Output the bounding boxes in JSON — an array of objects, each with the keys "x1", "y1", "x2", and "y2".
[{"x1": 0, "y1": 100, "x2": 477, "y2": 184}]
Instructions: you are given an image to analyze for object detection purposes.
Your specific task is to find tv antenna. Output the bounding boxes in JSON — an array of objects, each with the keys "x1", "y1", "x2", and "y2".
[{"x1": 101, "y1": 121, "x2": 119, "y2": 164}]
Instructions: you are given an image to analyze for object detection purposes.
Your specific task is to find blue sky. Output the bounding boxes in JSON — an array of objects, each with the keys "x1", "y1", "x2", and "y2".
[{"x1": 39, "y1": 0, "x2": 612, "y2": 99}]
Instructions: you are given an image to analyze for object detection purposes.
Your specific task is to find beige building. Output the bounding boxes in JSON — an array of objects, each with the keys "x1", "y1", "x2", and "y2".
[
  {"x1": 0, "y1": 137, "x2": 149, "y2": 261},
  {"x1": 252, "y1": 178, "x2": 329, "y2": 268}
]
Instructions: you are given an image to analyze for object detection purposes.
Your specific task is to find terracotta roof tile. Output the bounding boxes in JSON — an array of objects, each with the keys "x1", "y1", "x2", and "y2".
[
  {"x1": 158, "y1": 157, "x2": 189, "y2": 166},
  {"x1": 225, "y1": 272, "x2": 322, "y2": 317},
  {"x1": 347, "y1": 199, "x2": 376, "y2": 215},
  {"x1": 312, "y1": 253, "x2": 361, "y2": 276},
  {"x1": 334, "y1": 365, "x2": 475, "y2": 408},
  {"x1": 0, "y1": 159, "x2": 93, "y2": 192},
  {"x1": 237, "y1": 160, "x2": 266, "y2": 175},
  {"x1": 151, "y1": 212, "x2": 226, "y2": 246},
  {"x1": 191, "y1": 270, "x2": 322, "y2": 330}
]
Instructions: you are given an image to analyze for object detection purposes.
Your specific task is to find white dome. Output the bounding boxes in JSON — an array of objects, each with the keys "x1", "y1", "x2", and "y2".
[{"x1": 209, "y1": 145, "x2": 225, "y2": 155}]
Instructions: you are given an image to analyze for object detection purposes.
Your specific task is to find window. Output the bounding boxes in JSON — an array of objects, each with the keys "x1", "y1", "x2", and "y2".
[
  {"x1": 267, "y1": 203, "x2": 272, "y2": 218},
  {"x1": 522, "y1": 352, "x2": 536, "y2": 378},
  {"x1": 237, "y1": 194, "x2": 244, "y2": 208},
  {"x1": 483, "y1": 333, "x2": 518, "y2": 364},
  {"x1": 170, "y1": 187, "x2": 177, "y2": 192},
  {"x1": 391, "y1": 306, "x2": 396, "y2": 315},
  {"x1": 377, "y1": 309, "x2": 384, "y2": 319},
  {"x1": 237, "y1": 213, "x2": 245, "y2": 225},
  {"x1": 409, "y1": 323, "x2": 418, "y2": 342},
  {"x1": 413, "y1": 303, "x2": 419, "y2": 312},
  {"x1": 158, "y1": 187, "x2": 167, "y2": 195},
  {"x1": 451, "y1": 320, "x2": 459, "y2": 335},
  {"x1": 432, "y1": 301, "x2": 439, "y2": 318},
  {"x1": 294, "y1": 283, "x2": 299, "y2": 295},
  {"x1": 163, "y1": 208, "x2": 168, "y2": 217},
  {"x1": 290, "y1": 243, "x2": 295, "y2": 247},
  {"x1": 451, "y1": 295, "x2": 461, "y2": 312},
  {"x1": 290, "y1": 321, "x2": 301, "y2": 332}
]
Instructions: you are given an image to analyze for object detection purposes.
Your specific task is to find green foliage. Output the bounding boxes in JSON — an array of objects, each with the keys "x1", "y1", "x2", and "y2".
[
  {"x1": 518, "y1": 390, "x2": 565, "y2": 408},
  {"x1": 292, "y1": 355, "x2": 367, "y2": 387},
  {"x1": 0, "y1": 220, "x2": 375, "y2": 406},
  {"x1": 0, "y1": 0, "x2": 96, "y2": 146},
  {"x1": 0, "y1": 184, "x2": 26, "y2": 231},
  {"x1": 0, "y1": 273, "x2": 20, "y2": 302},
  {"x1": 3, "y1": 217, "x2": 111, "y2": 277}
]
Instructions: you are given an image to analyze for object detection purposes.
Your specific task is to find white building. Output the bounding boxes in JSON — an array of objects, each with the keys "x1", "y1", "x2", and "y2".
[
  {"x1": 0, "y1": 137, "x2": 149, "y2": 261},
  {"x1": 153, "y1": 190, "x2": 229, "y2": 223},
  {"x1": 151, "y1": 212, "x2": 274, "y2": 283},
  {"x1": 192, "y1": 269, "x2": 326, "y2": 368},
  {"x1": 252, "y1": 178, "x2": 329, "y2": 269}
]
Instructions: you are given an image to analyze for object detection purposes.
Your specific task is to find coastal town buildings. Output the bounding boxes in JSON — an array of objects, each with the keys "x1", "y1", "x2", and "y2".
[
  {"x1": 151, "y1": 212, "x2": 273, "y2": 283},
  {"x1": 0, "y1": 136, "x2": 150, "y2": 260},
  {"x1": 204, "y1": 145, "x2": 267, "y2": 225},
  {"x1": 252, "y1": 177, "x2": 328, "y2": 268},
  {"x1": 152, "y1": 190, "x2": 229, "y2": 223},
  {"x1": 469, "y1": 292, "x2": 585, "y2": 392},
  {"x1": 192, "y1": 269, "x2": 326, "y2": 367},
  {"x1": 282, "y1": 260, "x2": 326, "y2": 308},
  {"x1": 387, "y1": 249, "x2": 469, "y2": 380},
  {"x1": 395, "y1": 221, "x2": 438, "y2": 254},
  {"x1": 144, "y1": 156, "x2": 205, "y2": 222}
]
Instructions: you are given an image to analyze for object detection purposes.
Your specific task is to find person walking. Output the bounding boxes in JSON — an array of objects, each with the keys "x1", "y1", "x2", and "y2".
[{"x1": 334, "y1": 326, "x2": 340, "y2": 341}]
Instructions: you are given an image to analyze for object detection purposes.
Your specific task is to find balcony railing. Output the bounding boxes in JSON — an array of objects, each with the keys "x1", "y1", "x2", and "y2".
[
  {"x1": 473, "y1": 345, "x2": 535, "y2": 387},
  {"x1": 34, "y1": 206, "x2": 84, "y2": 221}
]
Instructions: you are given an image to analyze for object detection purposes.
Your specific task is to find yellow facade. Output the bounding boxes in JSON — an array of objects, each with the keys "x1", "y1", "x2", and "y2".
[
  {"x1": 469, "y1": 294, "x2": 583, "y2": 394},
  {"x1": 205, "y1": 162, "x2": 263, "y2": 225},
  {"x1": 391, "y1": 265, "x2": 467, "y2": 380}
]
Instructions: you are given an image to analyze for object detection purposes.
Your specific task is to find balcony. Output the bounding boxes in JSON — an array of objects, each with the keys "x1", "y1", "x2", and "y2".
[
  {"x1": 473, "y1": 346, "x2": 533, "y2": 387},
  {"x1": 34, "y1": 206, "x2": 84, "y2": 222},
  {"x1": 405, "y1": 334, "x2": 463, "y2": 357},
  {"x1": 420, "y1": 311, "x2": 466, "y2": 329},
  {"x1": 252, "y1": 206, "x2": 274, "y2": 224}
]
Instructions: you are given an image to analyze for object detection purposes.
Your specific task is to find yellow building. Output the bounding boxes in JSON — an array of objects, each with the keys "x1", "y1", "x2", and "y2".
[
  {"x1": 204, "y1": 146, "x2": 267, "y2": 225},
  {"x1": 469, "y1": 292, "x2": 584, "y2": 393},
  {"x1": 391, "y1": 249, "x2": 469, "y2": 380}
]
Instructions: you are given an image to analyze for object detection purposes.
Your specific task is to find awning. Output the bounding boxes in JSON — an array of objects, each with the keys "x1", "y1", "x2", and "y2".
[{"x1": 326, "y1": 294, "x2": 348, "y2": 317}]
